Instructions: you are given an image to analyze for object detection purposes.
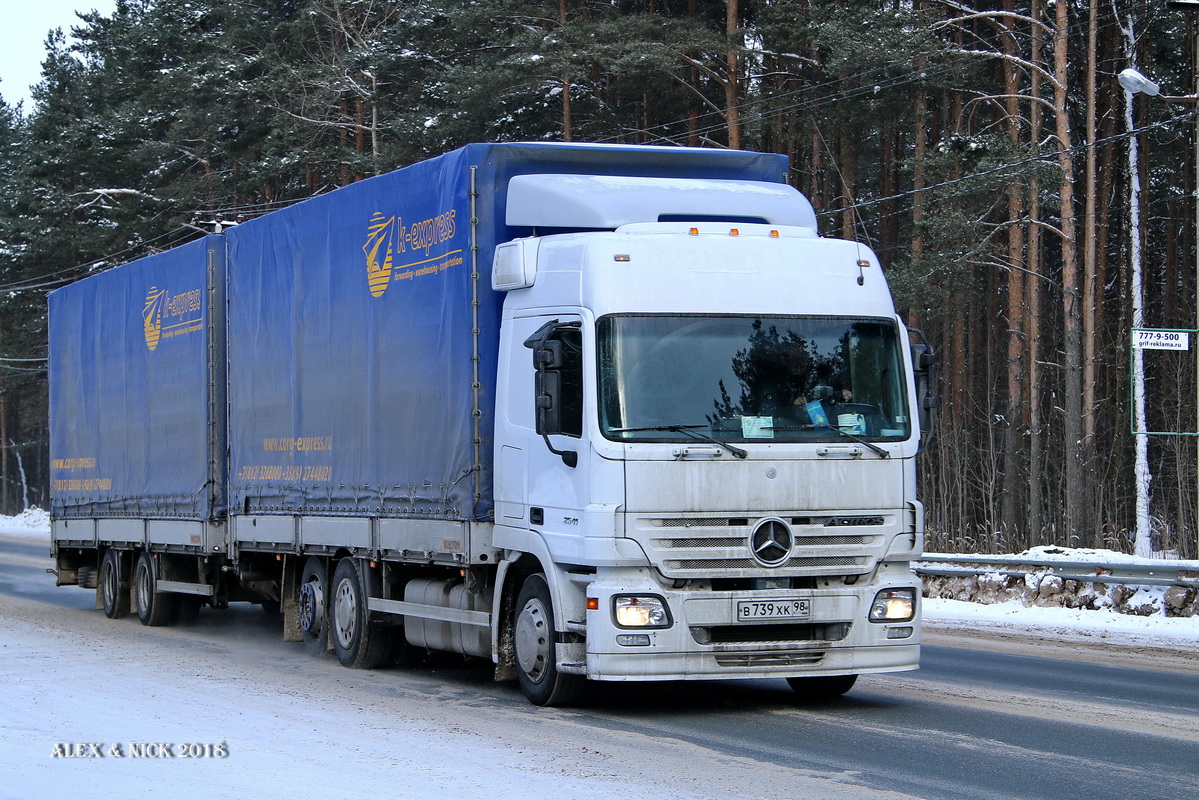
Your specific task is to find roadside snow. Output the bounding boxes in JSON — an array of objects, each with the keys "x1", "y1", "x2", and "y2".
[
  {"x1": 0, "y1": 507, "x2": 49, "y2": 537},
  {"x1": 923, "y1": 597, "x2": 1198, "y2": 648}
]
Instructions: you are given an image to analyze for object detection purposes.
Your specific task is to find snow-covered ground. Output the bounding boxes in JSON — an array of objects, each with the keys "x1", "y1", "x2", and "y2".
[{"x1": 2, "y1": 508, "x2": 1196, "y2": 799}]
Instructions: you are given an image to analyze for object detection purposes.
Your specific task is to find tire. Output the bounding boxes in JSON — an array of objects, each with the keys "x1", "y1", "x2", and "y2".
[
  {"x1": 389, "y1": 631, "x2": 426, "y2": 669},
  {"x1": 787, "y1": 674, "x2": 858, "y2": 700},
  {"x1": 330, "y1": 559, "x2": 392, "y2": 669},
  {"x1": 298, "y1": 557, "x2": 329, "y2": 656},
  {"x1": 134, "y1": 551, "x2": 174, "y2": 627},
  {"x1": 171, "y1": 595, "x2": 204, "y2": 625},
  {"x1": 513, "y1": 574, "x2": 584, "y2": 706},
  {"x1": 76, "y1": 565, "x2": 98, "y2": 590},
  {"x1": 99, "y1": 549, "x2": 129, "y2": 619}
]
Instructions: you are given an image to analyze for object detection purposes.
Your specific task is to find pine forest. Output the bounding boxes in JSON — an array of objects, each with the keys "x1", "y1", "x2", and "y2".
[{"x1": 1, "y1": 0, "x2": 1198, "y2": 558}]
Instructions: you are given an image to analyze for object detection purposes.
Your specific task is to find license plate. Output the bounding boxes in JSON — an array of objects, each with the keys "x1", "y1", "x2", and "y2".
[{"x1": 737, "y1": 598, "x2": 810, "y2": 621}]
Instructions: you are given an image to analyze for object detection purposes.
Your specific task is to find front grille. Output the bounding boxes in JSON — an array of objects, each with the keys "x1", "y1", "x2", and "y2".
[
  {"x1": 692, "y1": 622, "x2": 851, "y2": 645},
  {"x1": 633, "y1": 513, "x2": 892, "y2": 579},
  {"x1": 715, "y1": 652, "x2": 826, "y2": 668},
  {"x1": 661, "y1": 537, "x2": 745, "y2": 548},
  {"x1": 652, "y1": 518, "x2": 746, "y2": 528},
  {"x1": 664, "y1": 556, "x2": 868, "y2": 571}
]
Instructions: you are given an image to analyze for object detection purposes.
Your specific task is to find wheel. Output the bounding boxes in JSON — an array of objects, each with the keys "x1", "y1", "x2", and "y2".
[
  {"x1": 76, "y1": 565, "x2": 98, "y2": 589},
  {"x1": 330, "y1": 559, "x2": 392, "y2": 669},
  {"x1": 171, "y1": 595, "x2": 204, "y2": 625},
  {"x1": 298, "y1": 557, "x2": 329, "y2": 656},
  {"x1": 513, "y1": 574, "x2": 584, "y2": 706},
  {"x1": 134, "y1": 551, "x2": 174, "y2": 627},
  {"x1": 787, "y1": 674, "x2": 858, "y2": 700},
  {"x1": 99, "y1": 549, "x2": 129, "y2": 619}
]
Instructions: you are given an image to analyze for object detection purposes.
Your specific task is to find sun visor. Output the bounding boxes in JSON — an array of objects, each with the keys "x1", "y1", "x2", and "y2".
[{"x1": 505, "y1": 174, "x2": 818, "y2": 231}]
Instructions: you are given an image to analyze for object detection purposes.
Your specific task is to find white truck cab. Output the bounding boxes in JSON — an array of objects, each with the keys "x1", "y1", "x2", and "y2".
[{"x1": 490, "y1": 174, "x2": 925, "y2": 703}]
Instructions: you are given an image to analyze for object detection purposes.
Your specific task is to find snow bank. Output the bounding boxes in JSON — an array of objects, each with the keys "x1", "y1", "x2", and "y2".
[
  {"x1": 919, "y1": 546, "x2": 1199, "y2": 618},
  {"x1": 0, "y1": 507, "x2": 49, "y2": 539},
  {"x1": 923, "y1": 596, "x2": 1199, "y2": 648}
]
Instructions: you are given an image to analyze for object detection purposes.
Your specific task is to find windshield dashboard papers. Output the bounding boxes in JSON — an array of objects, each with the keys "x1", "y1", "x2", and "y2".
[
  {"x1": 805, "y1": 401, "x2": 829, "y2": 427},
  {"x1": 741, "y1": 416, "x2": 774, "y2": 438}
]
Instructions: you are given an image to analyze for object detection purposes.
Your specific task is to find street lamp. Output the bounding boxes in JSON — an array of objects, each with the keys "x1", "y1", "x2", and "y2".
[
  {"x1": 1125, "y1": 3, "x2": 1199, "y2": 559},
  {"x1": 1118, "y1": 68, "x2": 1160, "y2": 97}
]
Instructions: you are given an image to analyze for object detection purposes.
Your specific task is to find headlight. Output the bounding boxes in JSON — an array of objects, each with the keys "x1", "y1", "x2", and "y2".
[
  {"x1": 869, "y1": 588, "x2": 916, "y2": 622},
  {"x1": 613, "y1": 595, "x2": 671, "y2": 628}
]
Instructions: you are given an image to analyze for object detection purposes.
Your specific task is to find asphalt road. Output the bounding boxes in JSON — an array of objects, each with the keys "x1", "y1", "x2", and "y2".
[{"x1": 4, "y1": 533, "x2": 1196, "y2": 800}]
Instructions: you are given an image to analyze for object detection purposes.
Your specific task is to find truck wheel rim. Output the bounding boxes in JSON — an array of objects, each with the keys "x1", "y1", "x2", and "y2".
[
  {"x1": 136, "y1": 562, "x2": 151, "y2": 613},
  {"x1": 334, "y1": 578, "x2": 356, "y2": 649},
  {"x1": 102, "y1": 561, "x2": 116, "y2": 609},
  {"x1": 298, "y1": 580, "x2": 322, "y2": 633},
  {"x1": 514, "y1": 597, "x2": 550, "y2": 682}
]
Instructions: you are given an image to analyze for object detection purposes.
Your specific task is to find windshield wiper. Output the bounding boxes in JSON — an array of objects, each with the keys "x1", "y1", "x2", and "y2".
[
  {"x1": 610, "y1": 424, "x2": 748, "y2": 459},
  {"x1": 813, "y1": 424, "x2": 890, "y2": 459}
]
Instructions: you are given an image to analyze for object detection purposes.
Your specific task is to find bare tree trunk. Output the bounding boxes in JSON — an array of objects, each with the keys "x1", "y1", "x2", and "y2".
[
  {"x1": 999, "y1": 0, "x2": 1026, "y2": 539},
  {"x1": 839, "y1": 133, "x2": 857, "y2": 240},
  {"x1": 1053, "y1": 0, "x2": 1088, "y2": 544},
  {"x1": 879, "y1": 123, "x2": 898, "y2": 270},
  {"x1": 560, "y1": 0, "x2": 572, "y2": 140},
  {"x1": 1080, "y1": 0, "x2": 1102, "y2": 545},
  {"x1": 1027, "y1": 0, "x2": 1045, "y2": 545},
  {"x1": 725, "y1": 0, "x2": 742, "y2": 149},
  {"x1": 912, "y1": 71, "x2": 927, "y2": 263}
]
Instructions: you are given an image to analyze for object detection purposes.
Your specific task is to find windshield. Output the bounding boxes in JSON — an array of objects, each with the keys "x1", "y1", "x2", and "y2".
[{"x1": 598, "y1": 315, "x2": 911, "y2": 443}]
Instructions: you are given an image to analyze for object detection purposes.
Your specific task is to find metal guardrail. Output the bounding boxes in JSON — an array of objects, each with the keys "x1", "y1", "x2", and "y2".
[{"x1": 915, "y1": 553, "x2": 1199, "y2": 591}]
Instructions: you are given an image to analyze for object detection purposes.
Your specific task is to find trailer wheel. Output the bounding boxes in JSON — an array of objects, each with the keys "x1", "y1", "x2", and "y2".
[
  {"x1": 330, "y1": 559, "x2": 392, "y2": 669},
  {"x1": 171, "y1": 595, "x2": 203, "y2": 625},
  {"x1": 99, "y1": 550, "x2": 129, "y2": 619},
  {"x1": 134, "y1": 551, "x2": 174, "y2": 627},
  {"x1": 787, "y1": 674, "x2": 857, "y2": 700},
  {"x1": 76, "y1": 565, "x2": 98, "y2": 589},
  {"x1": 513, "y1": 574, "x2": 584, "y2": 706},
  {"x1": 298, "y1": 557, "x2": 329, "y2": 656}
]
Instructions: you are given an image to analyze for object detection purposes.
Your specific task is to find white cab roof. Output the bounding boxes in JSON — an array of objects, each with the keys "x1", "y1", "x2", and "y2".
[{"x1": 506, "y1": 174, "x2": 818, "y2": 231}]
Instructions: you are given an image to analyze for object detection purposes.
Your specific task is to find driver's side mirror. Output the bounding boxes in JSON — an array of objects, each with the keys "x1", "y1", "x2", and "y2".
[
  {"x1": 524, "y1": 321, "x2": 582, "y2": 468},
  {"x1": 909, "y1": 332, "x2": 937, "y2": 441}
]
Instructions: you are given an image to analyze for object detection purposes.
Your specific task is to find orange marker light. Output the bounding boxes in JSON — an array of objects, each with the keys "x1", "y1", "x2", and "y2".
[
  {"x1": 770, "y1": 230, "x2": 780, "y2": 238},
  {"x1": 689, "y1": 227, "x2": 700, "y2": 236},
  {"x1": 586, "y1": 597, "x2": 600, "y2": 610},
  {"x1": 729, "y1": 228, "x2": 740, "y2": 236}
]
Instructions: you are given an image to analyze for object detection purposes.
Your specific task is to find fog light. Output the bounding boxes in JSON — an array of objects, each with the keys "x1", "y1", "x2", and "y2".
[
  {"x1": 616, "y1": 634, "x2": 651, "y2": 646},
  {"x1": 613, "y1": 595, "x2": 671, "y2": 628},
  {"x1": 869, "y1": 588, "x2": 915, "y2": 622},
  {"x1": 886, "y1": 626, "x2": 914, "y2": 639}
]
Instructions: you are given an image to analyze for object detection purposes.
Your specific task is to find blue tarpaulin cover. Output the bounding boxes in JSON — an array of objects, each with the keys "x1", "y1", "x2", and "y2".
[
  {"x1": 226, "y1": 143, "x2": 788, "y2": 521},
  {"x1": 50, "y1": 143, "x2": 789, "y2": 523},
  {"x1": 48, "y1": 236, "x2": 225, "y2": 520}
]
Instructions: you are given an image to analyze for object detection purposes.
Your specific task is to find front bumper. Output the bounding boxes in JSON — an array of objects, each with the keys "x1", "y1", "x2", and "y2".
[{"x1": 577, "y1": 572, "x2": 920, "y2": 682}]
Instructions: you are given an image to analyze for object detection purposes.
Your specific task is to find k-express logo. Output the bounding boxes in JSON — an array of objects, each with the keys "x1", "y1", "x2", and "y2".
[
  {"x1": 362, "y1": 209, "x2": 461, "y2": 298},
  {"x1": 142, "y1": 285, "x2": 204, "y2": 351}
]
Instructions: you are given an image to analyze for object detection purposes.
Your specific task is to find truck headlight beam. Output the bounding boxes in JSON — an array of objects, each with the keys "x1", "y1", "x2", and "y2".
[
  {"x1": 868, "y1": 588, "x2": 916, "y2": 623},
  {"x1": 613, "y1": 595, "x2": 672, "y2": 628}
]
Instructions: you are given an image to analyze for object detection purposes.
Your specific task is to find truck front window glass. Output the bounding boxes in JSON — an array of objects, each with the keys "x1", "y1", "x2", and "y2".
[{"x1": 597, "y1": 315, "x2": 910, "y2": 444}]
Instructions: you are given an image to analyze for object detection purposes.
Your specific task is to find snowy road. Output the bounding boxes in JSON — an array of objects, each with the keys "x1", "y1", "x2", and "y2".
[{"x1": 2, "y1": 533, "x2": 1197, "y2": 800}]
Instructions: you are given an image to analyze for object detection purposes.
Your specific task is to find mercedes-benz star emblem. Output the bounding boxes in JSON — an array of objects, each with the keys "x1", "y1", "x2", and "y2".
[{"x1": 750, "y1": 519, "x2": 792, "y2": 567}]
